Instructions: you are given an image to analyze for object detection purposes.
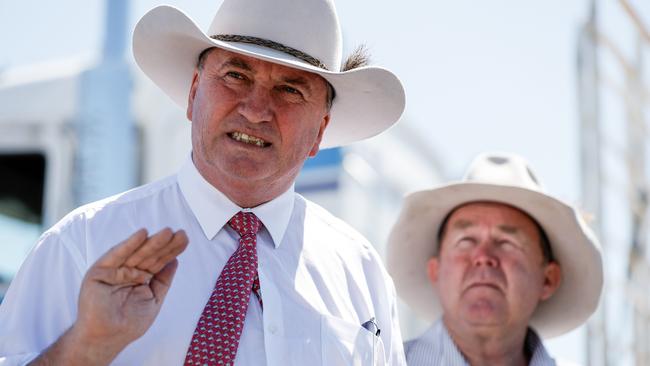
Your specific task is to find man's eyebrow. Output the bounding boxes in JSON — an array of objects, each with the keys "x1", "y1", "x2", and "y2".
[
  {"x1": 223, "y1": 57, "x2": 253, "y2": 71},
  {"x1": 497, "y1": 225, "x2": 520, "y2": 235},
  {"x1": 281, "y1": 76, "x2": 313, "y2": 93},
  {"x1": 451, "y1": 219, "x2": 475, "y2": 230}
]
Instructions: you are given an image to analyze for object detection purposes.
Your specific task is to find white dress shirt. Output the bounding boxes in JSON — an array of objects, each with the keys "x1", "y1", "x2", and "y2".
[
  {"x1": 0, "y1": 158, "x2": 406, "y2": 366},
  {"x1": 404, "y1": 320, "x2": 558, "y2": 366}
]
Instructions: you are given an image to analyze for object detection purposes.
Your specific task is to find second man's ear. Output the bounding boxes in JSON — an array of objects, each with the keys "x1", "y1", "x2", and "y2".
[
  {"x1": 427, "y1": 257, "x2": 440, "y2": 285},
  {"x1": 540, "y1": 261, "x2": 562, "y2": 301}
]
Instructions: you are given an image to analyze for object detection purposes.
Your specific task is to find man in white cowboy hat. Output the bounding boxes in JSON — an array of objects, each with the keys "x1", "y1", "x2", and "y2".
[
  {"x1": 0, "y1": 0, "x2": 406, "y2": 365},
  {"x1": 387, "y1": 153, "x2": 603, "y2": 366}
]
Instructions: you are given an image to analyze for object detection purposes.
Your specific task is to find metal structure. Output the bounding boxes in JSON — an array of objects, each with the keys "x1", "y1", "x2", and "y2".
[
  {"x1": 577, "y1": 2, "x2": 607, "y2": 364},
  {"x1": 74, "y1": 0, "x2": 137, "y2": 205},
  {"x1": 578, "y1": 0, "x2": 650, "y2": 364}
]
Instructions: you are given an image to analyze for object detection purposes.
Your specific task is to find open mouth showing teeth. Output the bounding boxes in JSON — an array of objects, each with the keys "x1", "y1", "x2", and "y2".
[{"x1": 228, "y1": 131, "x2": 271, "y2": 147}]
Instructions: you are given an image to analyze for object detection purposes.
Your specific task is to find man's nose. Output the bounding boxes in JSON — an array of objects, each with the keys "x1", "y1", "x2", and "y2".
[
  {"x1": 238, "y1": 85, "x2": 273, "y2": 123},
  {"x1": 472, "y1": 242, "x2": 499, "y2": 267}
]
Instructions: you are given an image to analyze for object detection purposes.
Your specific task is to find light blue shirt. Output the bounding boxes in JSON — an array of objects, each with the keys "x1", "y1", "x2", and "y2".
[{"x1": 404, "y1": 320, "x2": 556, "y2": 366}]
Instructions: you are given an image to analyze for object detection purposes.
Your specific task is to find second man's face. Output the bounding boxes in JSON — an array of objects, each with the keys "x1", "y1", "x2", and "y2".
[
  {"x1": 187, "y1": 48, "x2": 331, "y2": 199},
  {"x1": 428, "y1": 202, "x2": 561, "y2": 336}
]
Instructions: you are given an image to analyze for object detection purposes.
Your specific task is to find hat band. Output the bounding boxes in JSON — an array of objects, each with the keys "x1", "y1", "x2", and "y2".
[{"x1": 210, "y1": 34, "x2": 329, "y2": 71}]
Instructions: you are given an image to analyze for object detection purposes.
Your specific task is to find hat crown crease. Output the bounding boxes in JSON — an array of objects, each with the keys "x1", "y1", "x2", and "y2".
[
  {"x1": 464, "y1": 154, "x2": 545, "y2": 191},
  {"x1": 208, "y1": 0, "x2": 342, "y2": 71}
]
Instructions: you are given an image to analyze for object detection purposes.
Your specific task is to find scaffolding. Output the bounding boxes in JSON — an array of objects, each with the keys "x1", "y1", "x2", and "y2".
[{"x1": 578, "y1": 0, "x2": 650, "y2": 364}]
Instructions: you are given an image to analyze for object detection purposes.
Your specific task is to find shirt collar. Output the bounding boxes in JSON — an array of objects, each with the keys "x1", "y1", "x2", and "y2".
[
  {"x1": 434, "y1": 320, "x2": 467, "y2": 363},
  {"x1": 177, "y1": 156, "x2": 294, "y2": 248},
  {"x1": 525, "y1": 327, "x2": 554, "y2": 365},
  {"x1": 434, "y1": 319, "x2": 555, "y2": 366}
]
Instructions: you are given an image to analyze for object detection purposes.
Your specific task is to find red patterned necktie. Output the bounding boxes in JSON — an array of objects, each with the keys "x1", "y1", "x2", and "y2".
[{"x1": 184, "y1": 211, "x2": 262, "y2": 366}]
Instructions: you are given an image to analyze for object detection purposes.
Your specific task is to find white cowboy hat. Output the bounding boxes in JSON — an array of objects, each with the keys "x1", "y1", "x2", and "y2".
[
  {"x1": 386, "y1": 153, "x2": 603, "y2": 338},
  {"x1": 132, "y1": 0, "x2": 406, "y2": 149}
]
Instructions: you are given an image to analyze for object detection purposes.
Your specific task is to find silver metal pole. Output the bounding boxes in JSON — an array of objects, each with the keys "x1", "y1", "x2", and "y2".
[
  {"x1": 577, "y1": 1, "x2": 607, "y2": 364},
  {"x1": 74, "y1": 0, "x2": 137, "y2": 205}
]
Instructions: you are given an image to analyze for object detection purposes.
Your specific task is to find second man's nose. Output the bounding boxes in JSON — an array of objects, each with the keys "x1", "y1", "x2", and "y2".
[{"x1": 471, "y1": 243, "x2": 499, "y2": 268}]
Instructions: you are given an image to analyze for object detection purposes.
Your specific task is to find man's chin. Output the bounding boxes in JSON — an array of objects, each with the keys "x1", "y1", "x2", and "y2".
[
  {"x1": 213, "y1": 157, "x2": 274, "y2": 180},
  {"x1": 461, "y1": 299, "x2": 507, "y2": 325}
]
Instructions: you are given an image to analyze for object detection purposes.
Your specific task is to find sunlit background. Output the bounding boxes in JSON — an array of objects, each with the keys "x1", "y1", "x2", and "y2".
[{"x1": 1, "y1": 0, "x2": 649, "y2": 364}]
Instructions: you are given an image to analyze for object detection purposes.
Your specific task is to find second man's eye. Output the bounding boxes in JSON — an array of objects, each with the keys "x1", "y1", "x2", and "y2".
[
  {"x1": 457, "y1": 237, "x2": 475, "y2": 248},
  {"x1": 497, "y1": 240, "x2": 518, "y2": 249}
]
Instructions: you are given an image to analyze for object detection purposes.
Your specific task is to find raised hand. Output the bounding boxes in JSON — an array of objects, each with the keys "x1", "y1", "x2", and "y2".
[{"x1": 29, "y1": 228, "x2": 189, "y2": 366}]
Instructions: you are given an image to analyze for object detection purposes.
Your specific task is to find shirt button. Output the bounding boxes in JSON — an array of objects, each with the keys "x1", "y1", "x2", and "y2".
[{"x1": 268, "y1": 324, "x2": 278, "y2": 334}]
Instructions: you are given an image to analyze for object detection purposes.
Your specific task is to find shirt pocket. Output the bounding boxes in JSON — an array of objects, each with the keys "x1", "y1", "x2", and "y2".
[
  {"x1": 283, "y1": 335, "x2": 321, "y2": 365},
  {"x1": 320, "y1": 314, "x2": 386, "y2": 366}
]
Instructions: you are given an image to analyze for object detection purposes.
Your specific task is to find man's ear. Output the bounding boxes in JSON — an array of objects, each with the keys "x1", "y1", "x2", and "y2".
[
  {"x1": 308, "y1": 113, "x2": 331, "y2": 157},
  {"x1": 427, "y1": 257, "x2": 440, "y2": 285},
  {"x1": 186, "y1": 70, "x2": 200, "y2": 121},
  {"x1": 540, "y1": 262, "x2": 562, "y2": 301}
]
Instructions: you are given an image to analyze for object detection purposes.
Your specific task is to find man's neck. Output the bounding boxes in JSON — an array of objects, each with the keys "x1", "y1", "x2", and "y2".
[
  {"x1": 193, "y1": 158, "x2": 294, "y2": 208},
  {"x1": 214, "y1": 180, "x2": 286, "y2": 208},
  {"x1": 443, "y1": 317, "x2": 530, "y2": 366}
]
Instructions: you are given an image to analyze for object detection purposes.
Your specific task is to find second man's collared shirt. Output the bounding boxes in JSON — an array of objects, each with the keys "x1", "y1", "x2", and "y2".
[{"x1": 404, "y1": 320, "x2": 557, "y2": 366}]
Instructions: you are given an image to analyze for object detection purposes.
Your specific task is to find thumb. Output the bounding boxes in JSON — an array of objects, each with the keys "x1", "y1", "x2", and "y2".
[{"x1": 150, "y1": 259, "x2": 179, "y2": 303}]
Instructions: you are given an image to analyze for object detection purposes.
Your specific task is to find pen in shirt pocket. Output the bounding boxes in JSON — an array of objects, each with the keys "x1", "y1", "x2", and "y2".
[
  {"x1": 361, "y1": 317, "x2": 380, "y2": 337},
  {"x1": 362, "y1": 317, "x2": 381, "y2": 365}
]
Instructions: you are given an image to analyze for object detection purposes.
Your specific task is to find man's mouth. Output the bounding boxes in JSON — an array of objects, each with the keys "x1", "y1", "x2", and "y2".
[
  {"x1": 466, "y1": 282, "x2": 502, "y2": 292},
  {"x1": 228, "y1": 131, "x2": 271, "y2": 147}
]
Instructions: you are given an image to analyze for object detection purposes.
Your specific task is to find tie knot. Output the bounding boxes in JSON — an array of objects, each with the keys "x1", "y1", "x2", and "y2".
[{"x1": 228, "y1": 211, "x2": 262, "y2": 238}]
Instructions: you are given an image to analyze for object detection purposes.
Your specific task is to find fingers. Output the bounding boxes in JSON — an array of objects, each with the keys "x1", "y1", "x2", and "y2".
[
  {"x1": 88, "y1": 266, "x2": 153, "y2": 287},
  {"x1": 124, "y1": 230, "x2": 189, "y2": 273},
  {"x1": 135, "y1": 231, "x2": 189, "y2": 274},
  {"x1": 150, "y1": 259, "x2": 179, "y2": 303},
  {"x1": 95, "y1": 229, "x2": 148, "y2": 268},
  {"x1": 91, "y1": 227, "x2": 188, "y2": 293},
  {"x1": 123, "y1": 228, "x2": 173, "y2": 268}
]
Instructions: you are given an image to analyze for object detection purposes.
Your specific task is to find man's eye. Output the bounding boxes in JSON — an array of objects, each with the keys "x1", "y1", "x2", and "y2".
[
  {"x1": 282, "y1": 86, "x2": 302, "y2": 95},
  {"x1": 498, "y1": 240, "x2": 516, "y2": 249},
  {"x1": 226, "y1": 71, "x2": 245, "y2": 80},
  {"x1": 457, "y1": 238, "x2": 475, "y2": 248}
]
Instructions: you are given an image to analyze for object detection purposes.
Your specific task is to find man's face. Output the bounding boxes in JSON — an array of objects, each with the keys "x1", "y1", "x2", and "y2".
[
  {"x1": 428, "y1": 202, "x2": 561, "y2": 335},
  {"x1": 186, "y1": 48, "x2": 330, "y2": 200}
]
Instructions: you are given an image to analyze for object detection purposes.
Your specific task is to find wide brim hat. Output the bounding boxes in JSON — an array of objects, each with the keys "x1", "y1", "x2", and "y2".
[
  {"x1": 386, "y1": 153, "x2": 603, "y2": 338},
  {"x1": 132, "y1": 0, "x2": 406, "y2": 149}
]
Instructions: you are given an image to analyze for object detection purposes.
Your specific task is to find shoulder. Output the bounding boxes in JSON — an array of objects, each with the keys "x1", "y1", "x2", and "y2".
[
  {"x1": 294, "y1": 194, "x2": 394, "y2": 285},
  {"x1": 296, "y1": 194, "x2": 394, "y2": 279},
  {"x1": 403, "y1": 322, "x2": 455, "y2": 366},
  {"x1": 36, "y1": 175, "x2": 179, "y2": 263},
  {"x1": 49, "y1": 175, "x2": 178, "y2": 233},
  {"x1": 403, "y1": 337, "x2": 421, "y2": 356},
  {"x1": 298, "y1": 194, "x2": 374, "y2": 254},
  {"x1": 554, "y1": 360, "x2": 582, "y2": 366},
  {"x1": 404, "y1": 335, "x2": 439, "y2": 365}
]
